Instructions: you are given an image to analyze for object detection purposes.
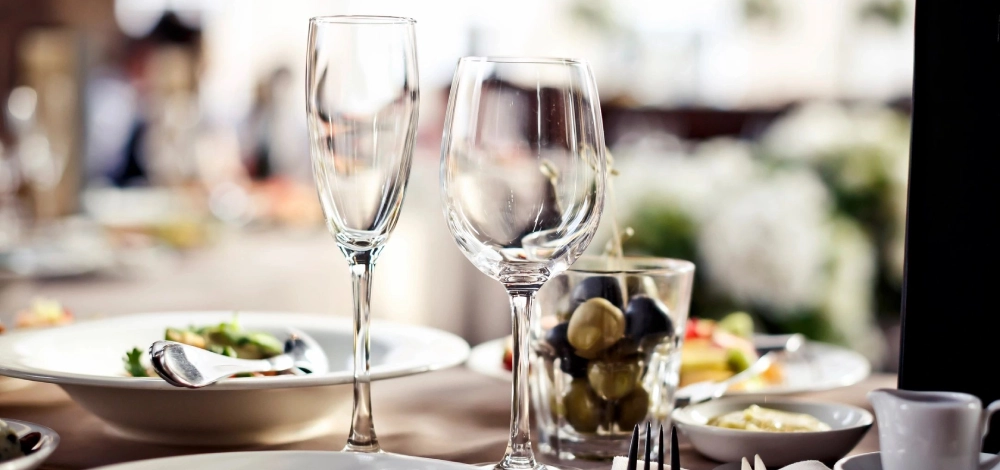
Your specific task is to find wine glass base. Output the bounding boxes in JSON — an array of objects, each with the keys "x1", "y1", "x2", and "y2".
[{"x1": 473, "y1": 463, "x2": 580, "y2": 470}]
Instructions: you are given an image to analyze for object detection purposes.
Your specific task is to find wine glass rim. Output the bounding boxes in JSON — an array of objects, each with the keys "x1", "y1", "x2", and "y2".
[
  {"x1": 309, "y1": 15, "x2": 416, "y2": 25},
  {"x1": 460, "y1": 56, "x2": 588, "y2": 65},
  {"x1": 568, "y1": 255, "x2": 696, "y2": 275}
]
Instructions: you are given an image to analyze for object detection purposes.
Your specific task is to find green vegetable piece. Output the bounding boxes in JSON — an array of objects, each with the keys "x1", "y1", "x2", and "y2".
[
  {"x1": 123, "y1": 347, "x2": 148, "y2": 377},
  {"x1": 718, "y1": 311, "x2": 754, "y2": 338},
  {"x1": 727, "y1": 347, "x2": 754, "y2": 373},
  {"x1": 246, "y1": 332, "x2": 283, "y2": 357}
]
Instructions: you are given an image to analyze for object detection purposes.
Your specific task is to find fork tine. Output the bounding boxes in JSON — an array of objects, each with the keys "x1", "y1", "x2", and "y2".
[
  {"x1": 670, "y1": 425, "x2": 680, "y2": 470},
  {"x1": 626, "y1": 424, "x2": 639, "y2": 470},
  {"x1": 658, "y1": 425, "x2": 664, "y2": 470},
  {"x1": 644, "y1": 421, "x2": 651, "y2": 470}
]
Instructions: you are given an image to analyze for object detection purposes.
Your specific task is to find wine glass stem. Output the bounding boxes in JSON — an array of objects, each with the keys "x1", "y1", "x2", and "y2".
[
  {"x1": 343, "y1": 249, "x2": 381, "y2": 453},
  {"x1": 499, "y1": 288, "x2": 539, "y2": 470}
]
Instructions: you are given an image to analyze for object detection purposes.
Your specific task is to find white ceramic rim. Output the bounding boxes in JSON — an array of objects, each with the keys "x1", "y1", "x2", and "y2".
[
  {"x1": 0, "y1": 311, "x2": 470, "y2": 391},
  {"x1": 671, "y1": 396, "x2": 874, "y2": 435},
  {"x1": 466, "y1": 337, "x2": 871, "y2": 395},
  {"x1": 87, "y1": 450, "x2": 477, "y2": 470},
  {"x1": 0, "y1": 418, "x2": 60, "y2": 468}
]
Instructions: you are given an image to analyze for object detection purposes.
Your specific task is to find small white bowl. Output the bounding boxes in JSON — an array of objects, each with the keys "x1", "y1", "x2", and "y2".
[
  {"x1": 672, "y1": 396, "x2": 873, "y2": 467},
  {"x1": 0, "y1": 312, "x2": 469, "y2": 446},
  {"x1": 0, "y1": 419, "x2": 59, "y2": 470}
]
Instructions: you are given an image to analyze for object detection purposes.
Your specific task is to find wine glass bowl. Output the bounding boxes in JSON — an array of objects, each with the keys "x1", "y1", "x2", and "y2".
[
  {"x1": 306, "y1": 15, "x2": 419, "y2": 453},
  {"x1": 307, "y1": 15, "x2": 418, "y2": 252},
  {"x1": 441, "y1": 57, "x2": 607, "y2": 470},
  {"x1": 441, "y1": 57, "x2": 606, "y2": 288}
]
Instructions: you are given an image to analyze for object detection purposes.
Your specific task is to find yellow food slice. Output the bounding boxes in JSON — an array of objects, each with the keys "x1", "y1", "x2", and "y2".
[
  {"x1": 679, "y1": 369, "x2": 734, "y2": 387},
  {"x1": 680, "y1": 340, "x2": 730, "y2": 373}
]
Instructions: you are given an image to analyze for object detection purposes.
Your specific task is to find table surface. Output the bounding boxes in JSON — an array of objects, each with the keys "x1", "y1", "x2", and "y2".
[{"x1": 0, "y1": 367, "x2": 894, "y2": 470}]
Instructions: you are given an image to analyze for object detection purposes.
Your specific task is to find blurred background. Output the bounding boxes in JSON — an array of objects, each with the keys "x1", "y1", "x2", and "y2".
[{"x1": 0, "y1": 0, "x2": 913, "y2": 371}]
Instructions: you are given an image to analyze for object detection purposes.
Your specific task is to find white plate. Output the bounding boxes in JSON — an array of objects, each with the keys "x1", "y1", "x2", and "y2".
[
  {"x1": 834, "y1": 452, "x2": 1000, "y2": 470},
  {"x1": 90, "y1": 451, "x2": 477, "y2": 470},
  {"x1": 466, "y1": 336, "x2": 871, "y2": 395},
  {"x1": 0, "y1": 218, "x2": 115, "y2": 280},
  {"x1": 673, "y1": 397, "x2": 872, "y2": 467},
  {"x1": 0, "y1": 418, "x2": 59, "y2": 470},
  {"x1": 0, "y1": 312, "x2": 469, "y2": 445}
]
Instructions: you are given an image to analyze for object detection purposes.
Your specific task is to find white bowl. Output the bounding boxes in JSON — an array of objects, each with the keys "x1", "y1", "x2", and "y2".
[
  {"x1": 0, "y1": 418, "x2": 59, "y2": 470},
  {"x1": 0, "y1": 312, "x2": 470, "y2": 446},
  {"x1": 672, "y1": 397, "x2": 873, "y2": 467},
  {"x1": 90, "y1": 450, "x2": 477, "y2": 470}
]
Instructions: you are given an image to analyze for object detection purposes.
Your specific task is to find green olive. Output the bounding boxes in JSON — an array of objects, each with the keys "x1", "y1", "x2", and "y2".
[
  {"x1": 626, "y1": 275, "x2": 659, "y2": 299},
  {"x1": 548, "y1": 388, "x2": 564, "y2": 419},
  {"x1": 563, "y1": 379, "x2": 604, "y2": 433},
  {"x1": 567, "y1": 298, "x2": 625, "y2": 359},
  {"x1": 615, "y1": 387, "x2": 650, "y2": 430},
  {"x1": 586, "y1": 357, "x2": 643, "y2": 400},
  {"x1": 603, "y1": 337, "x2": 641, "y2": 360}
]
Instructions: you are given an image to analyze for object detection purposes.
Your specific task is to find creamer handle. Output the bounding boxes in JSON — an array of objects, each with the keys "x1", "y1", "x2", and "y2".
[{"x1": 980, "y1": 401, "x2": 1000, "y2": 470}]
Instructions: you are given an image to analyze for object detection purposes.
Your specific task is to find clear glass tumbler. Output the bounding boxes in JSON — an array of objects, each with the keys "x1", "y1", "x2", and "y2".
[{"x1": 531, "y1": 256, "x2": 695, "y2": 460}]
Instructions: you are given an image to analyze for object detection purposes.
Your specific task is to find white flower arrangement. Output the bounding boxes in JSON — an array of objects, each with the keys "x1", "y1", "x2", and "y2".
[{"x1": 615, "y1": 101, "x2": 910, "y2": 362}]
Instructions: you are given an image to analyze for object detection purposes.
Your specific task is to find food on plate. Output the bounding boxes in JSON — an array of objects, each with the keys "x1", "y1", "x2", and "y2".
[
  {"x1": 0, "y1": 419, "x2": 42, "y2": 462},
  {"x1": 1, "y1": 297, "x2": 74, "y2": 335},
  {"x1": 15, "y1": 297, "x2": 73, "y2": 328},
  {"x1": 707, "y1": 404, "x2": 831, "y2": 432},
  {"x1": 123, "y1": 317, "x2": 284, "y2": 378},
  {"x1": 680, "y1": 313, "x2": 784, "y2": 390}
]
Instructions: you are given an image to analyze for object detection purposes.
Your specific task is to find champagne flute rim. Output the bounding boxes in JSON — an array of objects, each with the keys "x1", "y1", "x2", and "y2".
[
  {"x1": 309, "y1": 15, "x2": 416, "y2": 25},
  {"x1": 568, "y1": 255, "x2": 696, "y2": 276},
  {"x1": 460, "y1": 56, "x2": 589, "y2": 65}
]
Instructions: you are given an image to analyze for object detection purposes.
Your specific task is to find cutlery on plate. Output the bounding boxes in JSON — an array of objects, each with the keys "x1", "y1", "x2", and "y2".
[
  {"x1": 675, "y1": 334, "x2": 805, "y2": 406},
  {"x1": 149, "y1": 329, "x2": 328, "y2": 388}
]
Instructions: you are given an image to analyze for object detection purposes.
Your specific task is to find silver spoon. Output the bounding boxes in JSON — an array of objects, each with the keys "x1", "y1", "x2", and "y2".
[{"x1": 149, "y1": 329, "x2": 329, "y2": 388}]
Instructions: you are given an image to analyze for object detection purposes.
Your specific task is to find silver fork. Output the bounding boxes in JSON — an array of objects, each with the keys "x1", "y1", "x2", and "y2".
[{"x1": 626, "y1": 422, "x2": 673, "y2": 470}]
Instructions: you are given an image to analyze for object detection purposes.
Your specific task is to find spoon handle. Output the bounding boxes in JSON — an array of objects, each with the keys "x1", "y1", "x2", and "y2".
[{"x1": 150, "y1": 340, "x2": 276, "y2": 388}]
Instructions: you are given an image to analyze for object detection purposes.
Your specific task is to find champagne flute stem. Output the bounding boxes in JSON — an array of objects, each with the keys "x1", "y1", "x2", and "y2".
[
  {"x1": 343, "y1": 249, "x2": 381, "y2": 453},
  {"x1": 498, "y1": 288, "x2": 539, "y2": 470}
]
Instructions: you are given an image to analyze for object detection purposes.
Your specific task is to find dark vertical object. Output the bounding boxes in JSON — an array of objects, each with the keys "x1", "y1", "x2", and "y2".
[{"x1": 900, "y1": 0, "x2": 1000, "y2": 452}]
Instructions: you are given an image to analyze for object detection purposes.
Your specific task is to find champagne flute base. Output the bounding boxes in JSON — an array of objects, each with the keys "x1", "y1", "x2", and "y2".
[{"x1": 473, "y1": 463, "x2": 579, "y2": 470}]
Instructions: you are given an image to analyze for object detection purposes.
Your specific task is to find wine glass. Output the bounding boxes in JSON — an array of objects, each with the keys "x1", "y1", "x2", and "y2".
[
  {"x1": 306, "y1": 15, "x2": 418, "y2": 453},
  {"x1": 440, "y1": 57, "x2": 607, "y2": 470}
]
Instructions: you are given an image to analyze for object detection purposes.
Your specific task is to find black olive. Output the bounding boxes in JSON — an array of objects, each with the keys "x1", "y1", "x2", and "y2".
[
  {"x1": 545, "y1": 323, "x2": 590, "y2": 378},
  {"x1": 569, "y1": 276, "x2": 624, "y2": 312},
  {"x1": 624, "y1": 295, "x2": 674, "y2": 341},
  {"x1": 19, "y1": 431, "x2": 41, "y2": 455}
]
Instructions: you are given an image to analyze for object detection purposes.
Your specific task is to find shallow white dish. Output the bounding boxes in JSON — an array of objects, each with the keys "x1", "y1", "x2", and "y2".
[
  {"x1": 0, "y1": 312, "x2": 469, "y2": 446},
  {"x1": 467, "y1": 336, "x2": 871, "y2": 395},
  {"x1": 672, "y1": 397, "x2": 873, "y2": 467},
  {"x1": 90, "y1": 451, "x2": 477, "y2": 470},
  {"x1": 834, "y1": 452, "x2": 1000, "y2": 470},
  {"x1": 0, "y1": 419, "x2": 59, "y2": 470}
]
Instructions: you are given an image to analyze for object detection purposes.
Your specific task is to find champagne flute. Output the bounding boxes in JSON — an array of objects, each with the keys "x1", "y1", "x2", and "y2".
[
  {"x1": 306, "y1": 15, "x2": 418, "y2": 453},
  {"x1": 440, "y1": 57, "x2": 607, "y2": 470}
]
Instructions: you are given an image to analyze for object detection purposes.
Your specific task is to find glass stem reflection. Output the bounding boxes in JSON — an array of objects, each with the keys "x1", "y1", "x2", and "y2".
[
  {"x1": 499, "y1": 288, "x2": 539, "y2": 470},
  {"x1": 343, "y1": 248, "x2": 381, "y2": 453}
]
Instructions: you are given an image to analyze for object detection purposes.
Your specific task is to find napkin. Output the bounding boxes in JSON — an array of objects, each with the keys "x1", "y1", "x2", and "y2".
[{"x1": 779, "y1": 462, "x2": 830, "y2": 470}]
